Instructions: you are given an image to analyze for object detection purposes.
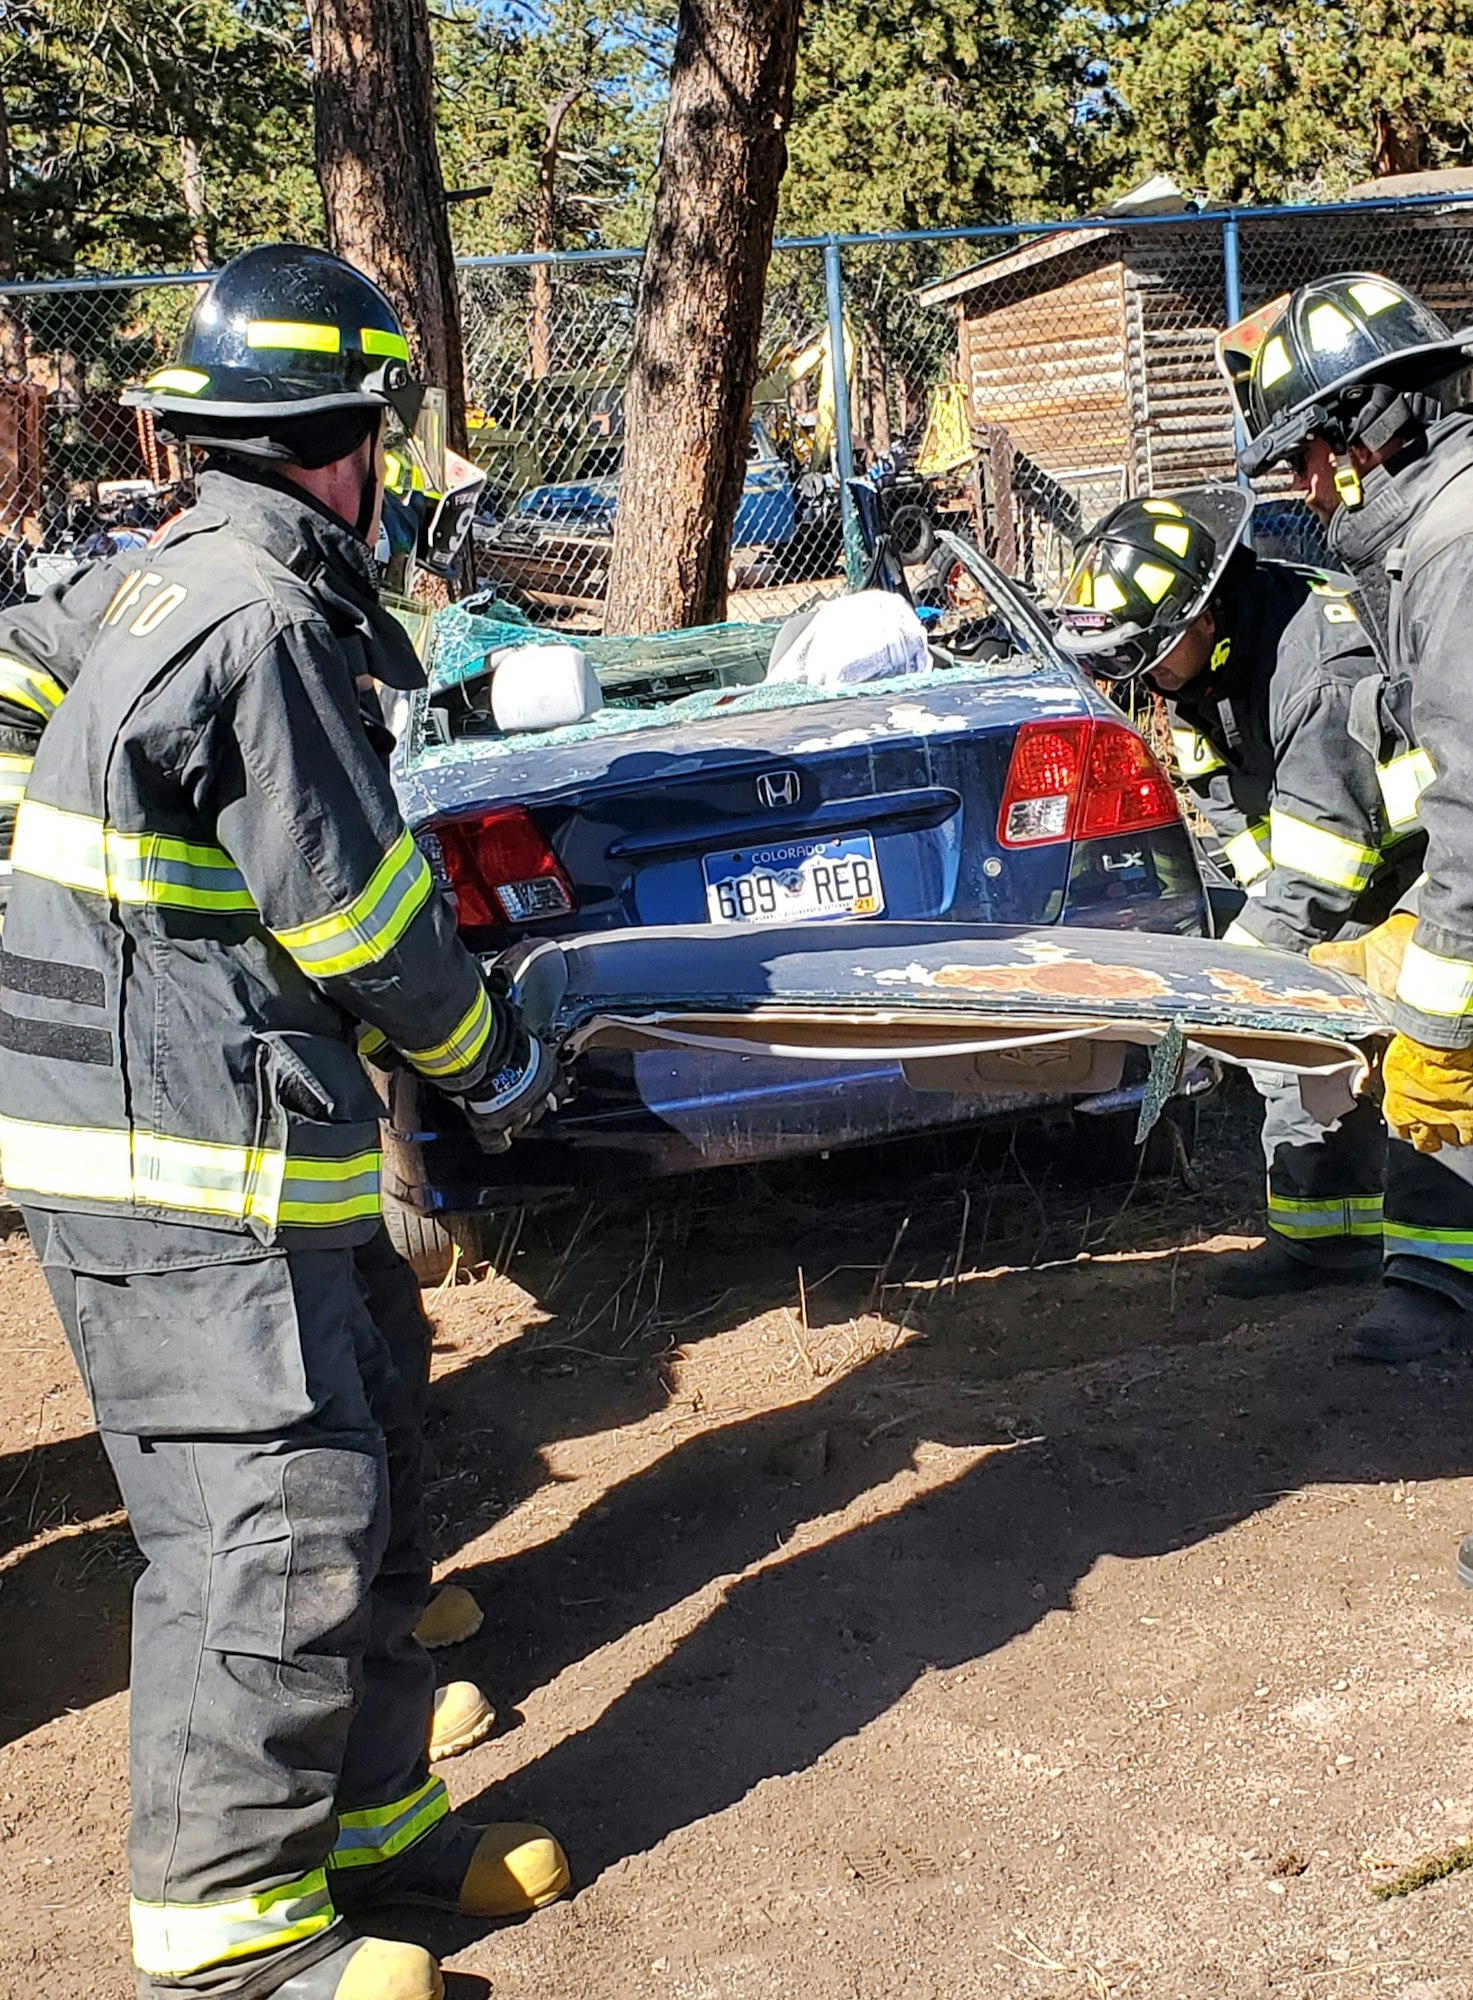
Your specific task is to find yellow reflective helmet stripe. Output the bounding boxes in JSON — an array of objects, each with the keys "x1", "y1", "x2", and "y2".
[
  {"x1": 1396, "y1": 939, "x2": 1473, "y2": 1020},
  {"x1": 1349, "y1": 280, "x2": 1403, "y2": 316},
  {"x1": 0, "y1": 653, "x2": 66, "y2": 719},
  {"x1": 329, "y1": 1777, "x2": 449, "y2": 1871},
  {"x1": 1267, "y1": 810, "x2": 1379, "y2": 894},
  {"x1": 1153, "y1": 521, "x2": 1192, "y2": 558},
  {"x1": 246, "y1": 319, "x2": 342, "y2": 354},
  {"x1": 1378, "y1": 748, "x2": 1435, "y2": 831},
  {"x1": 1267, "y1": 1192, "x2": 1383, "y2": 1240},
  {"x1": 0, "y1": 1117, "x2": 380, "y2": 1231},
  {"x1": 271, "y1": 828, "x2": 433, "y2": 981},
  {"x1": 1259, "y1": 334, "x2": 1293, "y2": 387},
  {"x1": 12, "y1": 800, "x2": 256, "y2": 913},
  {"x1": 146, "y1": 366, "x2": 211, "y2": 396},
  {"x1": 1133, "y1": 560, "x2": 1176, "y2": 604},
  {"x1": 1170, "y1": 727, "x2": 1225, "y2": 779},
  {"x1": 403, "y1": 984, "x2": 496, "y2": 1082},
  {"x1": 1307, "y1": 302, "x2": 1355, "y2": 352},
  {"x1": 0, "y1": 752, "x2": 33, "y2": 809},
  {"x1": 130, "y1": 1868, "x2": 334, "y2": 1978},
  {"x1": 361, "y1": 327, "x2": 410, "y2": 361},
  {"x1": 1224, "y1": 821, "x2": 1272, "y2": 884}
]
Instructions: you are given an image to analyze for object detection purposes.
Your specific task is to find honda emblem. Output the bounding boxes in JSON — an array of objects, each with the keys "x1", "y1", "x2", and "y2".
[{"x1": 756, "y1": 769, "x2": 801, "y2": 810}]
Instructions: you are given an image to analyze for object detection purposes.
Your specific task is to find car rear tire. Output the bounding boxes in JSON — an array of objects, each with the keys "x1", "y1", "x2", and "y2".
[
  {"x1": 1074, "y1": 1099, "x2": 1200, "y2": 1183},
  {"x1": 887, "y1": 503, "x2": 936, "y2": 566},
  {"x1": 383, "y1": 1199, "x2": 456, "y2": 1288}
]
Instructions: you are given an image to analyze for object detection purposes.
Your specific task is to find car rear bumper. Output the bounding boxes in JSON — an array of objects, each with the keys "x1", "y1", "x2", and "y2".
[{"x1": 382, "y1": 1044, "x2": 1194, "y2": 1213}]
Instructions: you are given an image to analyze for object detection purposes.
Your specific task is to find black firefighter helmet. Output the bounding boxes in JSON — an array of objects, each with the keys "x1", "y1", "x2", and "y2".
[
  {"x1": 124, "y1": 243, "x2": 425, "y2": 464},
  {"x1": 1053, "y1": 485, "x2": 1253, "y2": 683},
  {"x1": 1216, "y1": 273, "x2": 1471, "y2": 480}
]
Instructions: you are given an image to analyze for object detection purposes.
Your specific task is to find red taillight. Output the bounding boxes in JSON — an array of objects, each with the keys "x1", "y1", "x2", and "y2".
[
  {"x1": 997, "y1": 719, "x2": 1091, "y2": 845},
  {"x1": 1078, "y1": 723, "x2": 1180, "y2": 839},
  {"x1": 998, "y1": 719, "x2": 1178, "y2": 847},
  {"x1": 423, "y1": 808, "x2": 576, "y2": 928}
]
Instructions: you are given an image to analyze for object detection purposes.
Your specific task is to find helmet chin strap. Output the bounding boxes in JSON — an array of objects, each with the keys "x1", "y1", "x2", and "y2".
[
  {"x1": 353, "y1": 418, "x2": 385, "y2": 542},
  {"x1": 1332, "y1": 453, "x2": 1364, "y2": 509}
]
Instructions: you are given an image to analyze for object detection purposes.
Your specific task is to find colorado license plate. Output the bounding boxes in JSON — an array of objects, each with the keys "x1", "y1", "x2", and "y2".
[{"x1": 702, "y1": 833, "x2": 884, "y2": 924}]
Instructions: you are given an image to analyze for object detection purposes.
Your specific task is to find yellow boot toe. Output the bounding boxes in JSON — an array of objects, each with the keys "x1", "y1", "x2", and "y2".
[
  {"x1": 458, "y1": 1823, "x2": 571, "y2": 1916},
  {"x1": 414, "y1": 1584, "x2": 483, "y2": 1650},
  {"x1": 277, "y1": 1937, "x2": 444, "y2": 2000},
  {"x1": 429, "y1": 1679, "x2": 497, "y2": 1760}
]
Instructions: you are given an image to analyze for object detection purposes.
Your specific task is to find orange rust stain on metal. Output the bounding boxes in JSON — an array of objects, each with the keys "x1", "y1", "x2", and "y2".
[
  {"x1": 1207, "y1": 968, "x2": 1370, "y2": 1014},
  {"x1": 932, "y1": 961, "x2": 1172, "y2": 1002}
]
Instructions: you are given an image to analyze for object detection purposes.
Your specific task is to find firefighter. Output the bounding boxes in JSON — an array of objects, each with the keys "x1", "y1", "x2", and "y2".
[
  {"x1": 1221, "y1": 272, "x2": 1473, "y2": 1367},
  {"x1": 0, "y1": 245, "x2": 571, "y2": 2000},
  {"x1": 1054, "y1": 485, "x2": 1424, "y2": 1302}
]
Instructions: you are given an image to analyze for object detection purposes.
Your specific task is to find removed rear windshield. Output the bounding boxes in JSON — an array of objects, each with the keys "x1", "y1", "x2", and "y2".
[{"x1": 411, "y1": 556, "x2": 1058, "y2": 764}]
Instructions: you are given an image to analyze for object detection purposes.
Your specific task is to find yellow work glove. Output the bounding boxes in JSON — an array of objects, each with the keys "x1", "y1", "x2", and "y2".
[
  {"x1": 1382, "y1": 1034, "x2": 1473, "y2": 1154},
  {"x1": 1308, "y1": 910, "x2": 1417, "y2": 999}
]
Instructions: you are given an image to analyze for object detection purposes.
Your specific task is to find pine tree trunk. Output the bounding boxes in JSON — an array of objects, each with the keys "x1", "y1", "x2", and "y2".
[
  {"x1": 0, "y1": 88, "x2": 26, "y2": 379},
  {"x1": 308, "y1": 0, "x2": 468, "y2": 450},
  {"x1": 604, "y1": 0, "x2": 802, "y2": 633},
  {"x1": 529, "y1": 87, "x2": 584, "y2": 381},
  {"x1": 179, "y1": 136, "x2": 212, "y2": 271}
]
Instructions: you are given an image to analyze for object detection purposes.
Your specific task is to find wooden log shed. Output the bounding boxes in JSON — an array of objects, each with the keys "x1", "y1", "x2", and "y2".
[{"x1": 914, "y1": 176, "x2": 1473, "y2": 567}]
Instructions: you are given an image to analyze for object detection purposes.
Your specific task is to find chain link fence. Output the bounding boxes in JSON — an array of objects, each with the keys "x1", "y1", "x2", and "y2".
[{"x1": 5, "y1": 191, "x2": 1473, "y2": 626}]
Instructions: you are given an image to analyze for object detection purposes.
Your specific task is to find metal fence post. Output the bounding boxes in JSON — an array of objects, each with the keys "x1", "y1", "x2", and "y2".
[
  {"x1": 822, "y1": 235, "x2": 863, "y2": 583},
  {"x1": 1221, "y1": 209, "x2": 1255, "y2": 500}
]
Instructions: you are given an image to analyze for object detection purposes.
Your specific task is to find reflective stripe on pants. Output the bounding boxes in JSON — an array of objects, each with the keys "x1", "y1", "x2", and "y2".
[
  {"x1": 1384, "y1": 1135, "x2": 1473, "y2": 1307},
  {"x1": 130, "y1": 1870, "x2": 334, "y2": 1979},
  {"x1": 329, "y1": 1777, "x2": 449, "y2": 1871},
  {"x1": 1255, "y1": 1067, "x2": 1385, "y2": 1266}
]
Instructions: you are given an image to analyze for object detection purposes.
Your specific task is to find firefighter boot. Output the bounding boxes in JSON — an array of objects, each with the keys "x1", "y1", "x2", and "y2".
[
  {"x1": 335, "y1": 1813, "x2": 570, "y2": 1919},
  {"x1": 1351, "y1": 1285, "x2": 1465, "y2": 1362},
  {"x1": 1456, "y1": 1533, "x2": 1473, "y2": 1590},
  {"x1": 414, "y1": 1585, "x2": 482, "y2": 1650},
  {"x1": 1216, "y1": 1239, "x2": 1375, "y2": 1301},
  {"x1": 271, "y1": 1937, "x2": 443, "y2": 2000},
  {"x1": 429, "y1": 1680, "x2": 497, "y2": 1760}
]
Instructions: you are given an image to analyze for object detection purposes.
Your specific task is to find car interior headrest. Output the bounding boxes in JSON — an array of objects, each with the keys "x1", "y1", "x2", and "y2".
[
  {"x1": 766, "y1": 590, "x2": 931, "y2": 688},
  {"x1": 489, "y1": 644, "x2": 605, "y2": 733}
]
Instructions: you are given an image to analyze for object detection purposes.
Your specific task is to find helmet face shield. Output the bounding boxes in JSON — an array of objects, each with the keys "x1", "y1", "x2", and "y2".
[
  {"x1": 1051, "y1": 616, "x2": 1159, "y2": 683},
  {"x1": 380, "y1": 396, "x2": 486, "y2": 583}
]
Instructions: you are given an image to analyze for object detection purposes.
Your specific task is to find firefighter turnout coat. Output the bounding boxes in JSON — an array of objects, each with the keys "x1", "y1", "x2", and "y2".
[
  {"x1": 0, "y1": 470, "x2": 507, "y2": 1242},
  {"x1": 1166, "y1": 550, "x2": 1426, "y2": 1266},
  {"x1": 1167, "y1": 550, "x2": 1425, "y2": 949},
  {"x1": 1330, "y1": 411, "x2": 1473, "y2": 1050}
]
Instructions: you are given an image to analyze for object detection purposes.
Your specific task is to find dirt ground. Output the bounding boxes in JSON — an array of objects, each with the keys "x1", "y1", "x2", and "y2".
[{"x1": 6, "y1": 1080, "x2": 1473, "y2": 2000}]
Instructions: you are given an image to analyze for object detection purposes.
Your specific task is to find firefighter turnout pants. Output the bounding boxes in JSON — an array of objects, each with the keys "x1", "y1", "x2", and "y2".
[
  {"x1": 1385, "y1": 1136, "x2": 1473, "y2": 1309},
  {"x1": 1257, "y1": 1071, "x2": 1387, "y2": 1268},
  {"x1": 1254, "y1": 1076, "x2": 1473, "y2": 1301},
  {"x1": 24, "y1": 1213, "x2": 447, "y2": 1997}
]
